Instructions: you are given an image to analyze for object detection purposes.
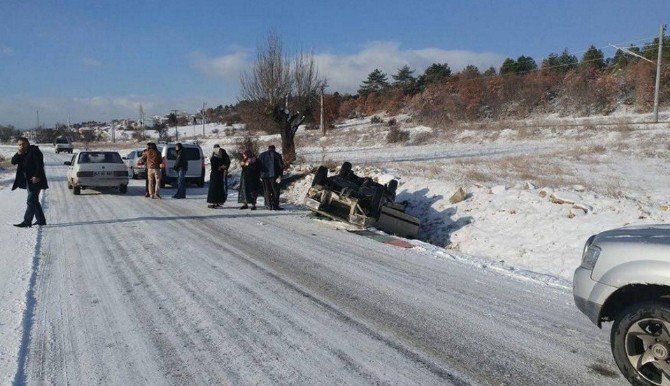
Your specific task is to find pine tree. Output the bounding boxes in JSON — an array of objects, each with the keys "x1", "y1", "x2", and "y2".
[
  {"x1": 461, "y1": 65, "x2": 480, "y2": 78},
  {"x1": 557, "y1": 49, "x2": 578, "y2": 72},
  {"x1": 417, "y1": 63, "x2": 451, "y2": 90},
  {"x1": 358, "y1": 69, "x2": 389, "y2": 96},
  {"x1": 581, "y1": 45, "x2": 606, "y2": 70},
  {"x1": 515, "y1": 55, "x2": 537, "y2": 74},
  {"x1": 483, "y1": 66, "x2": 497, "y2": 77},
  {"x1": 500, "y1": 58, "x2": 517, "y2": 75},
  {"x1": 392, "y1": 65, "x2": 418, "y2": 95}
]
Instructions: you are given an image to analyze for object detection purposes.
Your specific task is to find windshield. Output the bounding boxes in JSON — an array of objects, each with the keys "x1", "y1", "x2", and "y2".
[
  {"x1": 56, "y1": 138, "x2": 69, "y2": 144},
  {"x1": 78, "y1": 152, "x2": 123, "y2": 164}
]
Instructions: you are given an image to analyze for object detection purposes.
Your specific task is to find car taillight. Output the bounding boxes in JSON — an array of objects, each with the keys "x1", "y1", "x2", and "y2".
[
  {"x1": 77, "y1": 171, "x2": 94, "y2": 177},
  {"x1": 114, "y1": 171, "x2": 128, "y2": 177}
]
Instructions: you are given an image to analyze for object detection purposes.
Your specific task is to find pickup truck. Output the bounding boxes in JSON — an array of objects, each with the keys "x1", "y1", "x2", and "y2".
[{"x1": 574, "y1": 224, "x2": 670, "y2": 386}]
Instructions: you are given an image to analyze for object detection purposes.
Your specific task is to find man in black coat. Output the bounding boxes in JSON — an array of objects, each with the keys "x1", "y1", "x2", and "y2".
[
  {"x1": 172, "y1": 143, "x2": 189, "y2": 199},
  {"x1": 258, "y1": 145, "x2": 284, "y2": 210},
  {"x1": 11, "y1": 137, "x2": 48, "y2": 227}
]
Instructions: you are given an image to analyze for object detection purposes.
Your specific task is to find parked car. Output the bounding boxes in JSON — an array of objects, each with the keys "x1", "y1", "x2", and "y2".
[
  {"x1": 54, "y1": 136, "x2": 73, "y2": 154},
  {"x1": 157, "y1": 143, "x2": 205, "y2": 188},
  {"x1": 65, "y1": 151, "x2": 129, "y2": 195},
  {"x1": 123, "y1": 149, "x2": 146, "y2": 179},
  {"x1": 574, "y1": 225, "x2": 670, "y2": 385}
]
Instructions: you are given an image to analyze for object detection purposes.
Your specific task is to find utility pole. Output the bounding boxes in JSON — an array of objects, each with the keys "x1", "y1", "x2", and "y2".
[
  {"x1": 202, "y1": 102, "x2": 207, "y2": 137},
  {"x1": 171, "y1": 109, "x2": 179, "y2": 141},
  {"x1": 320, "y1": 84, "x2": 325, "y2": 135},
  {"x1": 112, "y1": 124, "x2": 116, "y2": 143},
  {"x1": 139, "y1": 104, "x2": 145, "y2": 139},
  {"x1": 653, "y1": 24, "x2": 666, "y2": 123},
  {"x1": 36, "y1": 110, "x2": 40, "y2": 129}
]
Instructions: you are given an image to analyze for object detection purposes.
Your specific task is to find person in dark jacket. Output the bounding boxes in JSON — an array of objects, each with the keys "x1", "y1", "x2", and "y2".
[
  {"x1": 258, "y1": 145, "x2": 284, "y2": 210},
  {"x1": 11, "y1": 137, "x2": 48, "y2": 227},
  {"x1": 172, "y1": 143, "x2": 188, "y2": 199},
  {"x1": 237, "y1": 150, "x2": 262, "y2": 210},
  {"x1": 207, "y1": 145, "x2": 230, "y2": 208}
]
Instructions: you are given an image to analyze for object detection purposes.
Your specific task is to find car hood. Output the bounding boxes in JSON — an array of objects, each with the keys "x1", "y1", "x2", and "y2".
[{"x1": 595, "y1": 224, "x2": 670, "y2": 246}]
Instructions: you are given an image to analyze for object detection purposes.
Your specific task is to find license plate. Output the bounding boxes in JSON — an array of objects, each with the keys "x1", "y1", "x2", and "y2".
[{"x1": 94, "y1": 171, "x2": 114, "y2": 176}]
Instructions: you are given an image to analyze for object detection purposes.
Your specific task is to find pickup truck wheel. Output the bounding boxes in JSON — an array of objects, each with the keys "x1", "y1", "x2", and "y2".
[
  {"x1": 73, "y1": 186, "x2": 81, "y2": 195},
  {"x1": 119, "y1": 184, "x2": 127, "y2": 194},
  {"x1": 612, "y1": 301, "x2": 670, "y2": 386}
]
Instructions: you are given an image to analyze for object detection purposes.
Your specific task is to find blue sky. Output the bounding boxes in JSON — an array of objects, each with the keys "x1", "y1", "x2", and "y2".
[{"x1": 0, "y1": 0, "x2": 668, "y2": 128}]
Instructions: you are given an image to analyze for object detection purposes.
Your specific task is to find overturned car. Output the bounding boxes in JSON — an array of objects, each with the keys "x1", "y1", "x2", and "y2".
[{"x1": 304, "y1": 162, "x2": 420, "y2": 238}]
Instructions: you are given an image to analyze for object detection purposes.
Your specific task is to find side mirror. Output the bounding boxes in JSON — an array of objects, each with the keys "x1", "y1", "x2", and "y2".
[
  {"x1": 122, "y1": 157, "x2": 127, "y2": 160},
  {"x1": 64, "y1": 161, "x2": 71, "y2": 166}
]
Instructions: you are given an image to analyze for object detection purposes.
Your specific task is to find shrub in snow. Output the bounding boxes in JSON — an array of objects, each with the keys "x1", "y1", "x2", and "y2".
[
  {"x1": 370, "y1": 116, "x2": 384, "y2": 124},
  {"x1": 386, "y1": 126, "x2": 410, "y2": 144},
  {"x1": 387, "y1": 118, "x2": 397, "y2": 127}
]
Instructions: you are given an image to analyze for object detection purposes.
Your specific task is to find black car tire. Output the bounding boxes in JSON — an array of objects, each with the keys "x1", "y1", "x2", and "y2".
[
  {"x1": 73, "y1": 186, "x2": 81, "y2": 195},
  {"x1": 612, "y1": 301, "x2": 670, "y2": 386},
  {"x1": 339, "y1": 162, "x2": 352, "y2": 177},
  {"x1": 119, "y1": 184, "x2": 127, "y2": 194},
  {"x1": 312, "y1": 166, "x2": 328, "y2": 187}
]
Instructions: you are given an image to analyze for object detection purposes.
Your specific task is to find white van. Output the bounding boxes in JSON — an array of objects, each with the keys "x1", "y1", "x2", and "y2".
[{"x1": 157, "y1": 143, "x2": 205, "y2": 187}]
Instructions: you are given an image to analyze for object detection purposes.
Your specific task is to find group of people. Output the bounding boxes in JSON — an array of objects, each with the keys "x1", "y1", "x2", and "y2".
[
  {"x1": 209, "y1": 144, "x2": 285, "y2": 211},
  {"x1": 10, "y1": 137, "x2": 286, "y2": 228}
]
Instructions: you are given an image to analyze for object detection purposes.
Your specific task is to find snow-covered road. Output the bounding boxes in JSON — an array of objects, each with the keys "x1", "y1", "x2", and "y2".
[{"x1": 3, "y1": 150, "x2": 625, "y2": 385}]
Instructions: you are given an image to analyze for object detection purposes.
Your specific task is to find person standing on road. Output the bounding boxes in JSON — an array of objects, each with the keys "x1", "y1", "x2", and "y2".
[
  {"x1": 142, "y1": 144, "x2": 150, "y2": 197},
  {"x1": 207, "y1": 144, "x2": 230, "y2": 208},
  {"x1": 258, "y1": 145, "x2": 284, "y2": 210},
  {"x1": 172, "y1": 143, "x2": 188, "y2": 199},
  {"x1": 238, "y1": 150, "x2": 261, "y2": 210},
  {"x1": 11, "y1": 137, "x2": 48, "y2": 227},
  {"x1": 139, "y1": 142, "x2": 163, "y2": 199}
]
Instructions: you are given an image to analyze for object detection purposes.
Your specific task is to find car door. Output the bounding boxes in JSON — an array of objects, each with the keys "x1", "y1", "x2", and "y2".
[{"x1": 67, "y1": 153, "x2": 77, "y2": 181}]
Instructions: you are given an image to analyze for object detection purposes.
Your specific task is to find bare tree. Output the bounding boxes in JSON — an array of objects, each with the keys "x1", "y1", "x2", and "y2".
[{"x1": 240, "y1": 31, "x2": 324, "y2": 165}]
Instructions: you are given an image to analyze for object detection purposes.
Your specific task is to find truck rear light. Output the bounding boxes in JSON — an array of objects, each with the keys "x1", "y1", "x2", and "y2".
[
  {"x1": 77, "y1": 171, "x2": 94, "y2": 177},
  {"x1": 114, "y1": 171, "x2": 128, "y2": 177}
]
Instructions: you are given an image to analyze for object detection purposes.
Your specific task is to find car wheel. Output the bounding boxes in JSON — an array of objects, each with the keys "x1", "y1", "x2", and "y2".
[
  {"x1": 339, "y1": 161, "x2": 352, "y2": 177},
  {"x1": 312, "y1": 166, "x2": 328, "y2": 187},
  {"x1": 119, "y1": 184, "x2": 127, "y2": 194},
  {"x1": 73, "y1": 186, "x2": 81, "y2": 195},
  {"x1": 67, "y1": 180, "x2": 73, "y2": 189},
  {"x1": 612, "y1": 301, "x2": 670, "y2": 385}
]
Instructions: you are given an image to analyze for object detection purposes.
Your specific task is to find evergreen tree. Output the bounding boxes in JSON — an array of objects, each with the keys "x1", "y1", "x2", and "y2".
[
  {"x1": 500, "y1": 58, "x2": 517, "y2": 75},
  {"x1": 581, "y1": 45, "x2": 606, "y2": 70},
  {"x1": 461, "y1": 65, "x2": 481, "y2": 78},
  {"x1": 483, "y1": 66, "x2": 497, "y2": 77},
  {"x1": 557, "y1": 49, "x2": 578, "y2": 72},
  {"x1": 358, "y1": 69, "x2": 389, "y2": 96},
  {"x1": 515, "y1": 55, "x2": 537, "y2": 74},
  {"x1": 611, "y1": 45, "x2": 641, "y2": 68},
  {"x1": 417, "y1": 63, "x2": 451, "y2": 90},
  {"x1": 392, "y1": 65, "x2": 418, "y2": 95}
]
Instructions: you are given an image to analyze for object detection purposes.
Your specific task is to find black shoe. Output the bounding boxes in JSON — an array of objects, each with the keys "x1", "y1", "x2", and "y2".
[
  {"x1": 273, "y1": 206, "x2": 284, "y2": 211},
  {"x1": 240, "y1": 205, "x2": 249, "y2": 210},
  {"x1": 32, "y1": 221, "x2": 46, "y2": 226},
  {"x1": 13, "y1": 222, "x2": 32, "y2": 228},
  {"x1": 250, "y1": 206, "x2": 257, "y2": 211}
]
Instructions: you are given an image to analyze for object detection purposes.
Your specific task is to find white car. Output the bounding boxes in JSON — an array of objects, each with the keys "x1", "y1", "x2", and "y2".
[
  {"x1": 65, "y1": 151, "x2": 129, "y2": 195},
  {"x1": 574, "y1": 225, "x2": 670, "y2": 385},
  {"x1": 123, "y1": 149, "x2": 146, "y2": 179}
]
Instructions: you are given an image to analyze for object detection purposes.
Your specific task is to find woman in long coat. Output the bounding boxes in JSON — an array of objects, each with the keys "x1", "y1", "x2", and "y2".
[
  {"x1": 237, "y1": 150, "x2": 262, "y2": 210},
  {"x1": 207, "y1": 145, "x2": 230, "y2": 208}
]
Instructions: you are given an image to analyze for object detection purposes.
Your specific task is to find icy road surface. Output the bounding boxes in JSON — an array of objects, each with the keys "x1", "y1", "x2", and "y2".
[{"x1": 1, "y1": 150, "x2": 625, "y2": 385}]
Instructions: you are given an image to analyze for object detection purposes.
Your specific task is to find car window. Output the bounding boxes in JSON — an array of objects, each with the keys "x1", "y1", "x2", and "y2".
[
  {"x1": 56, "y1": 138, "x2": 69, "y2": 144},
  {"x1": 136, "y1": 151, "x2": 142, "y2": 157},
  {"x1": 78, "y1": 152, "x2": 123, "y2": 164}
]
